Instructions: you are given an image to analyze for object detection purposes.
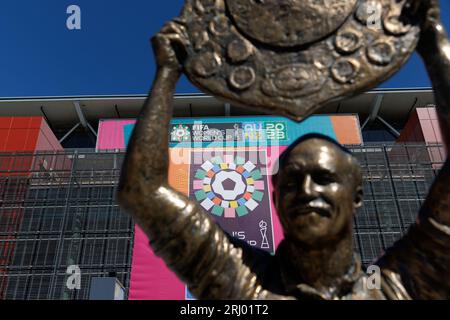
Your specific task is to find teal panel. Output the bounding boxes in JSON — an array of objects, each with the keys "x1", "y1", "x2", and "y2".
[
  {"x1": 123, "y1": 124, "x2": 134, "y2": 148},
  {"x1": 122, "y1": 115, "x2": 345, "y2": 148}
]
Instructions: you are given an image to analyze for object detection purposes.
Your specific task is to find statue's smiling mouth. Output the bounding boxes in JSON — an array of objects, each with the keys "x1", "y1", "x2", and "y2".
[
  {"x1": 297, "y1": 207, "x2": 331, "y2": 218},
  {"x1": 290, "y1": 202, "x2": 332, "y2": 218}
]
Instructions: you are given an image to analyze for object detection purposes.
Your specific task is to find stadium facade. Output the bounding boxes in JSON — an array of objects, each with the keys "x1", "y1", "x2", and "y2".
[{"x1": 0, "y1": 88, "x2": 446, "y2": 299}]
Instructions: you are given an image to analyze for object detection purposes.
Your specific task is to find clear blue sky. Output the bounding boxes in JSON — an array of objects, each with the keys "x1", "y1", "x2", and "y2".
[{"x1": 0, "y1": 0, "x2": 449, "y2": 98}]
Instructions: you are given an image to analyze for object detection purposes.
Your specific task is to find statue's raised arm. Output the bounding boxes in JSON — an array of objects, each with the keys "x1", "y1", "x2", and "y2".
[
  {"x1": 376, "y1": 0, "x2": 450, "y2": 300},
  {"x1": 117, "y1": 18, "x2": 285, "y2": 300}
]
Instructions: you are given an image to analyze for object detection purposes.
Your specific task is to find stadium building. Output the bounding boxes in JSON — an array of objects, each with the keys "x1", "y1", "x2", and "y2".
[{"x1": 0, "y1": 88, "x2": 446, "y2": 299}]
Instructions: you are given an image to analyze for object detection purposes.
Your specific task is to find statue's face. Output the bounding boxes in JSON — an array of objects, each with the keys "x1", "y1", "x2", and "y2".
[{"x1": 274, "y1": 139, "x2": 362, "y2": 246}]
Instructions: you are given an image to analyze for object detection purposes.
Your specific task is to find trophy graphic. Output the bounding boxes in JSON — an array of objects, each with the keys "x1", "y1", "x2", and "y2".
[{"x1": 259, "y1": 220, "x2": 269, "y2": 250}]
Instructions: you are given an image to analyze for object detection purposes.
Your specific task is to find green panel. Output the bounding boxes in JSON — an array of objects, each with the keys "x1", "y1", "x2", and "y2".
[
  {"x1": 195, "y1": 190, "x2": 207, "y2": 201},
  {"x1": 195, "y1": 169, "x2": 206, "y2": 179},
  {"x1": 211, "y1": 205, "x2": 224, "y2": 216},
  {"x1": 236, "y1": 206, "x2": 248, "y2": 217},
  {"x1": 251, "y1": 169, "x2": 262, "y2": 180},
  {"x1": 252, "y1": 191, "x2": 264, "y2": 201}
]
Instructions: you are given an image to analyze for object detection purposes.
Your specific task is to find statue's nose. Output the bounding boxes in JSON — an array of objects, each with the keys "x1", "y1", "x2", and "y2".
[{"x1": 301, "y1": 174, "x2": 319, "y2": 197}]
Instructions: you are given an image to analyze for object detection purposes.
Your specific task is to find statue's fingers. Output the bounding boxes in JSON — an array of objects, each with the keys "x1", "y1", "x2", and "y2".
[
  {"x1": 151, "y1": 33, "x2": 171, "y2": 48},
  {"x1": 161, "y1": 21, "x2": 189, "y2": 40},
  {"x1": 165, "y1": 33, "x2": 190, "y2": 48},
  {"x1": 152, "y1": 30, "x2": 189, "y2": 51}
]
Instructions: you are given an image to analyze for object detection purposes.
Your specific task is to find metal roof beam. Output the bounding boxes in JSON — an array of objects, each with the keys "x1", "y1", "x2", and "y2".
[
  {"x1": 377, "y1": 116, "x2": 400, "y2": 138},
  {"x1": 86, "y1": 122, "x2": 97, "y2": 138},
  {"x1": 361, "y1": 94, "x2": 384, "y2": 130},
  {"x1": 58, "y1": 122, "x2": 81, "y2": 143},
  {"x1": 73, "y1": 101, "x2": 87, "y2": 128}
]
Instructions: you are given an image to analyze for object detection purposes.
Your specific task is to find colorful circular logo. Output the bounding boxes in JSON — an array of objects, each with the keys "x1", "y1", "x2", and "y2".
[{"x1": 193, "y1": 156, "x2": 265, "y2": 218}]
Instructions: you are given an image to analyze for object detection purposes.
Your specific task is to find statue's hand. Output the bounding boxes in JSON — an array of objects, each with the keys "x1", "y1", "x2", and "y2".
[
  {"x1": 151, "y1": 20, "x2": 190, "y2": 71},
  {"x1": 408, "y1": 0, "x2": 447, "y2": 57}
]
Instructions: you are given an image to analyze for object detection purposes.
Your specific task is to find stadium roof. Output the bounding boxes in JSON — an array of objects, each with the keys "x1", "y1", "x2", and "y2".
[{"x1": 0, "y1": 88, "x2": 435, "y2": 129}]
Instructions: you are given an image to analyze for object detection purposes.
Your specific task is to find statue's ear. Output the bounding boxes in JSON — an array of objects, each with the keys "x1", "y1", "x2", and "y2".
[{"x1": 354, "y1": 186, "x2": 363, "y2": 209}]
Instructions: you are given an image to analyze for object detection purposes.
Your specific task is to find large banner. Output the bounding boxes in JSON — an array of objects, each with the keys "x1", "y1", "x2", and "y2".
[{"x1": 97, "y1": 115, "x2": 362, "y2": 299}]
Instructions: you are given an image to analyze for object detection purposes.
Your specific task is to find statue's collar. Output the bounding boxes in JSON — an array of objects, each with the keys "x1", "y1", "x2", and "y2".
[{"x1": 276, "y1": 240, "x2": 364, "y2": 300}]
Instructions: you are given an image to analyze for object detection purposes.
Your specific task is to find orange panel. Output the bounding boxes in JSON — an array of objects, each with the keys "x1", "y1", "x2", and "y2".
[
  {"x1": 29, "y1": 117, "x2": 43, "y2": 128},
  {"x1": 25, "y1": 129, "x2": 39, "y2": 151},
  {"x1": 168, "y1": 148, "x2": 190, "y2": 195},
  {"x1": 24, "y1": 129, "x2": 40, "y2": 151},
  {"x1": 11, "y1": 117, "x2": 31, "y2": 129},
  {"x1": 330, "y1": 116, "x2": 362, "y2": 144},
  {"x1": 0, "y1": 129, "x2": 10, "y2": 150},
  {"x1": 0, "y1": 117, "x2": 61, "y2": 152},
  {"x1": 0, "y1": 118, "x2": 12, "y2": 129},
  {"x1": 4, "y1": 129, "x2": 29, "y2": 151}
]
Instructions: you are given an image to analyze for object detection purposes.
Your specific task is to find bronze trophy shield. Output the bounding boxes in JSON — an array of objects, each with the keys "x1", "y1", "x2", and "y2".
[{"x1": 178, "y1": 0, "x2": 420, "y2": 121}]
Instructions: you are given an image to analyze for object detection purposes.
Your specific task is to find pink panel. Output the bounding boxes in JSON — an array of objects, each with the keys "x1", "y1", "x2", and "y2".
[
  {"x1": 39, "y1": 119, "x2": 63, "y2": 151},
  {"x1": 96, "y1": 119, "x2": 136, "y2": 150},
  {"x1": 253, "y1": 180, "x2": 265, "y2": 190},
  {"x1": 417, "y1": 108, "x2": 430, "y2": 120},
  {"x1": 34, "y1": 130, "x2": 50, "y2": 151},
  {"x1": 224, "y1": 208, "x2": 235, "y2": 218},
  {"x1": 431, "y1": 119, "x2": 444, "y2": 144},
  {"x1": 266, "y1": 145, "x2": 288, "y2": 249},
  {"x1": 420, "y1": 119, "x2": 438, "y2": 143},
  {"x1": 192, "y1": 180, "x2": 203, "y2": 189},
  {"x1": 427, "y1": 107, "x2": 438, "y2": 120},
  {"x1": 128, "y1": 226, "x2": 185, "y2": 300}
]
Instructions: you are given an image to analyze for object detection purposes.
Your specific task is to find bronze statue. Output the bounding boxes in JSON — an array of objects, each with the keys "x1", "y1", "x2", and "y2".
[{"x1": 118, "y1": 0, "x2": 450, "y2": 299}]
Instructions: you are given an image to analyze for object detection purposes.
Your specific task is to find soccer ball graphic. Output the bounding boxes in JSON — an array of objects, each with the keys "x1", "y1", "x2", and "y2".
[{"x1": 193, "y1": 156, "x2": 265, "y2": 218}]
